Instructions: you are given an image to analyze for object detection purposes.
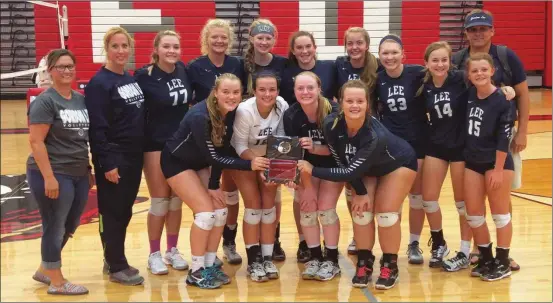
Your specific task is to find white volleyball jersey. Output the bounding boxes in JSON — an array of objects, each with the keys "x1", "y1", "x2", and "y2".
[{"x1": 231, "y1": 96, "x2": 289, "y2": 157}]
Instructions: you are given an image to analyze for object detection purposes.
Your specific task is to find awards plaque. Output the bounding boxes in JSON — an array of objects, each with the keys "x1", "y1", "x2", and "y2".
[{"x1": 264, "y1": 135, "x2": 303, "y2": 184}]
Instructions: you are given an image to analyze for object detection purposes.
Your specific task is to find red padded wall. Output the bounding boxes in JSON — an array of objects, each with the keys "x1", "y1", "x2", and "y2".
[
  {"x1": 259, "y1": 1, "x2": 299, "y2": 56},
  {"x1": 544, "y1": 1, "x2": 551, "y2": 87},
  {"x1": 483, "y1": 1, "x2": 547, "y2": 71},
  {"x1": 401, "y1": 2, "x2": 441, "y2": 65},
  {"x1": 337, "y1": 1, "x2": 364, "y2": 46}
]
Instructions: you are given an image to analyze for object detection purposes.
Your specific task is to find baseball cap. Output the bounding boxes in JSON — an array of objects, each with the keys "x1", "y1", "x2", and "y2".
[{"x1": 464, "y1": 12, "x2": 493, "y2": 28}]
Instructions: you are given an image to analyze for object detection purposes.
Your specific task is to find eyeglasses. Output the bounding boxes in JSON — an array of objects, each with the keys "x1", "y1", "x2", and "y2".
[{"x1": 53, "y1": 65, "x2": 75, "y2": 72}]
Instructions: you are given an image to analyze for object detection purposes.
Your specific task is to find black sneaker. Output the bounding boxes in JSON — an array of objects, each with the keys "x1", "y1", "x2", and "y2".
[
  {"x1": 297, "y1": 241, "x2": 311, "y2": 263},
  {"x1": 471, "y1": 259, "x2": 493, "y2": 277},
  {"x1": 481, "y1": 258, "x2": 512, "y2": 282},
  {"x1": 352, "y1": 256, "x2": 375, "y2": 288},
  {"x1": 374, "y1": 262, "x2": 399, "y2": 290},
  {"x1": 272, "y1": 240, "x2": 286, "y2": 261}
]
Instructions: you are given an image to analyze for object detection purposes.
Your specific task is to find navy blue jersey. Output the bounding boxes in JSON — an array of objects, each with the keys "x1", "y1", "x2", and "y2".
[
  {"x1": 282, "y1": 101, "x2": 339, "y2": 168},
  {"x1": 164, "y1": 100, "x2": 251, "y2": 189},
  {"x1": 134, "y1": 61, "x2": 192, "y2": 150},
  {"x1": 453, "y1": 44, "x2": 526, "y2": 117},
  {"x1": 280, "y1": 60, "x2": 338, "y2": 105},
  {"x1": 376, "y1": 64, "x2": 428, "y2": 143},
  {"x1": 464, "y1": 87, "x2": 513, "y2": 164},
  {"x1": 423, "y1": 70, "x2": 468, "y2": 148},
  {"x1": 336, "y1": 55, "x2": 383, "y2": 116},
  {"x1": 312, "y1": 113, "x2": 414, "y2": 195},
  {"x1": 244, "y1": 54, "x2": 288, "y2": 81},
  {"x1": 85, "y1": 67, "x2": 145, "y2": 172},
  {"x1": 186, "y1": 55, "x2": 244, "y2": 103}
]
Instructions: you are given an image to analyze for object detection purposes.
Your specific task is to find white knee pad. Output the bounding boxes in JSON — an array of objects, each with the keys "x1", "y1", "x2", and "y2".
[
  {"x1": 300, "y1": 211, "x2": 318, "y2": 227},
  {"x1": 409, "y1": 194, "x2": 424, "y2": 210},
  {"x1": 492, "y1": 213, "x2": 511, "y2": 229},
  {"x1": 214, "y1": 208, "x2": 228, "y2": 227},
  {"x1": 318, "y1": 209, "x2": 339, "y2": 226},
  {"x1": 244, "y1": 208, "x2": 262, "y2": 225},
  {"x1": 345, "y1": 188, "x2": 352, "y2": 203},
  {"x1": 224, "y1": 190, "x2": 239, "y2": 206},
  {"x1": 455, "y1": 201, "x2": 466, "y2": 216},
  {"x1": 194, "y1": 212, "x2": 215, "y2": 230},
  {"x1": 376, "y1": 212, "x2": 399, "y2": 228},
  {"x1": 149, "y1": 197, "x2": 170, "y2": 216},
  {"x1": 352, "y1": 211, "x2": 373, "y2": 225},
  {"x1": 465, "y1": 214, "x2": 486, "y2": 228},
  {"x1": 275, "y1": 187, "x2": 282, "y2": 204},
  {"x1": 168, "y1": 196, "x2": 182, "y2": 211},
  {"x1": 422, "y1": 200, "x2": 440, "y2": 213},
  {"x1": 261, "y1": 206, "x2": 277, "y2": 224}
]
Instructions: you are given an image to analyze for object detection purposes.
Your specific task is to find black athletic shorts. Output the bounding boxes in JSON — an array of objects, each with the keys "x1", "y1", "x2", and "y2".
[{"x1": 465, "y1": 154, "x2": 514, "y2": 175}]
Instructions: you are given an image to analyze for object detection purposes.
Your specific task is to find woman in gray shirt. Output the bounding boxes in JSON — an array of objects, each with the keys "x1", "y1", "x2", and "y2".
[{"x1": 27, "y1": 49, "x2": 92, "y2": 295}]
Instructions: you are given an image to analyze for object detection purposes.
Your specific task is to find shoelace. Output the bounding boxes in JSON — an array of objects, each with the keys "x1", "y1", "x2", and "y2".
[
  {"x1": 252, "y1": 262, "x2": 265, "y2": 273},
  {"x1": 356, "y1": 266, "x2": 368, "y2": 277},
  {"x1": 264, "y1": 261, "x2": 277, "y2": 271},
  {"x1": 320, "y1": 261, "x2": 333, "y2": 273},
  {"x1": 449, "y1": 252, "x2": 466, "y2": 265},
  {"x1": 380, "y1": 266, "x2": 392, "y2": 279}
]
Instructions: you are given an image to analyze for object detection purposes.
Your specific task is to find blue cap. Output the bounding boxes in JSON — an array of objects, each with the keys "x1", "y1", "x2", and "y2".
[{"x1": 464, "y1": 12, "x2": 493, "y2": 28}]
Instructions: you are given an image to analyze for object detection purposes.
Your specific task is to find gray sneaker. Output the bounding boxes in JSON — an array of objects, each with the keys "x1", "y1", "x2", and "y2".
[
  {"x1": 223, "y1": 243, "x2": 243, "y2": 265},
  {"x1": 109, "y1": 268, "x2": 144, "y2": 286},
  {"x1": 429, "y1": 243, "x2": 450, "y2": 268},
  {"x1": 443, "y1": 251, "x2": 469, "y2": 272},
  {"x1": 407, "y1": 241, "x2": 424, "y2": 265},
  {"x1": 302, "y1": 260, "x2": 320, "y2": 280},
  {"x1": 103, "y1": 260, "x2": 139, "y2": 276}
]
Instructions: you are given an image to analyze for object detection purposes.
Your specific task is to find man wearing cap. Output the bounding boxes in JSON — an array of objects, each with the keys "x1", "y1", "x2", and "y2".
[{"x1": 452, "y1": 8, "x2": 529, "y2": 272}]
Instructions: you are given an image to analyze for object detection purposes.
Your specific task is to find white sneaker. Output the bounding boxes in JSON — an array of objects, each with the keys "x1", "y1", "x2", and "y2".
[
  {"x1": 164, "y1": 247, "x2": 189, "y2": 270},
  {"x1": 315, "y1": 260, "x2": 341, "y2": 281},
  {"x1": 302, "y1": 259, "x2": 320, "y2": 280},
  {"x1": 247, "y1": 262, "x2": 268, "y2": 282},
  {"x1": 347, "y1": 238, "x2": 357, "y2": 255},
  {"x1": 263, "y1": 258, "x2": 279, "y2": 279},
  {"x1": 148, "y1": 251, "x2": 169, "y2": 275}
]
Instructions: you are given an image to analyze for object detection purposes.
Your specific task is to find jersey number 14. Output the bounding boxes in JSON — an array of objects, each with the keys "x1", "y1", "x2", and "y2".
[{"x1": 434, "y1": 103, "x2": 452, "y2": 118}]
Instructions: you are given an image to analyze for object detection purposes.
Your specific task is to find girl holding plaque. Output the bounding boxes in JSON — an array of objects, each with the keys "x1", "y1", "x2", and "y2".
[
  {"x1": 161, "y1": 73, "x2": 269, "y2": 289},
  {"x1": 283, "y1": 71, "x2": 342, "y2": 281},
  {"x1": 229, "y1": 71, "x2": 288, "y2": 282},
  {"x1": 298, "y1": 80, "x2": 418, "y2": 290}
]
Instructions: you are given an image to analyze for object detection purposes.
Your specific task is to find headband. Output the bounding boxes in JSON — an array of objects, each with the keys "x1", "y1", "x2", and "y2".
[
  {"x1": 251, "y1": 24, "x2": 275, "y2": 37},
  {"x1": 379, "y1": 35, "x2": 403, "y2": 48}
]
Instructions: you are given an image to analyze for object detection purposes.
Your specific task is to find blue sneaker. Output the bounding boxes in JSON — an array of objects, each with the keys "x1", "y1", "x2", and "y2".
[
  {"x1": 205, "y1": 266, "x2": 231, "y2": 285},
  {"x1": 185, "y1": 268, "x2": 222, "y2": 289}
]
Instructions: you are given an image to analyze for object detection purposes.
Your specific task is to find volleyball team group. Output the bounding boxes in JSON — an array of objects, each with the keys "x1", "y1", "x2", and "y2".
[{"x1": 27, "y1": 8, "x2": 530, "y2": 296}]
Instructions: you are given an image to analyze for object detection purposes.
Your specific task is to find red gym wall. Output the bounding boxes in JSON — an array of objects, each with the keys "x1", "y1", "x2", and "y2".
[{"x1": 33, "y1": 1, "x2": 550, "y2": 86}]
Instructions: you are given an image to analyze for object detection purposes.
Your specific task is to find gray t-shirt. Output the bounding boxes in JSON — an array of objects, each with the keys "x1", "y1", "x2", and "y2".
[{"x1": 27, "y1": 87, "x2": 90, "y2": 176}]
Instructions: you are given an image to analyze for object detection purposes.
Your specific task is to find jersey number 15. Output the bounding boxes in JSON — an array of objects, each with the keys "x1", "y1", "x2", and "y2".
[{"x1": 468, "y1": 119, "x2": 480, "y2": 137}]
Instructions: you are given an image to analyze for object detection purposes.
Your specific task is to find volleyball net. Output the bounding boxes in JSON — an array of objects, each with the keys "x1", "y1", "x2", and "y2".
[{"x1": 0, "y1": 0, "x2": 68, "y2": 85}]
